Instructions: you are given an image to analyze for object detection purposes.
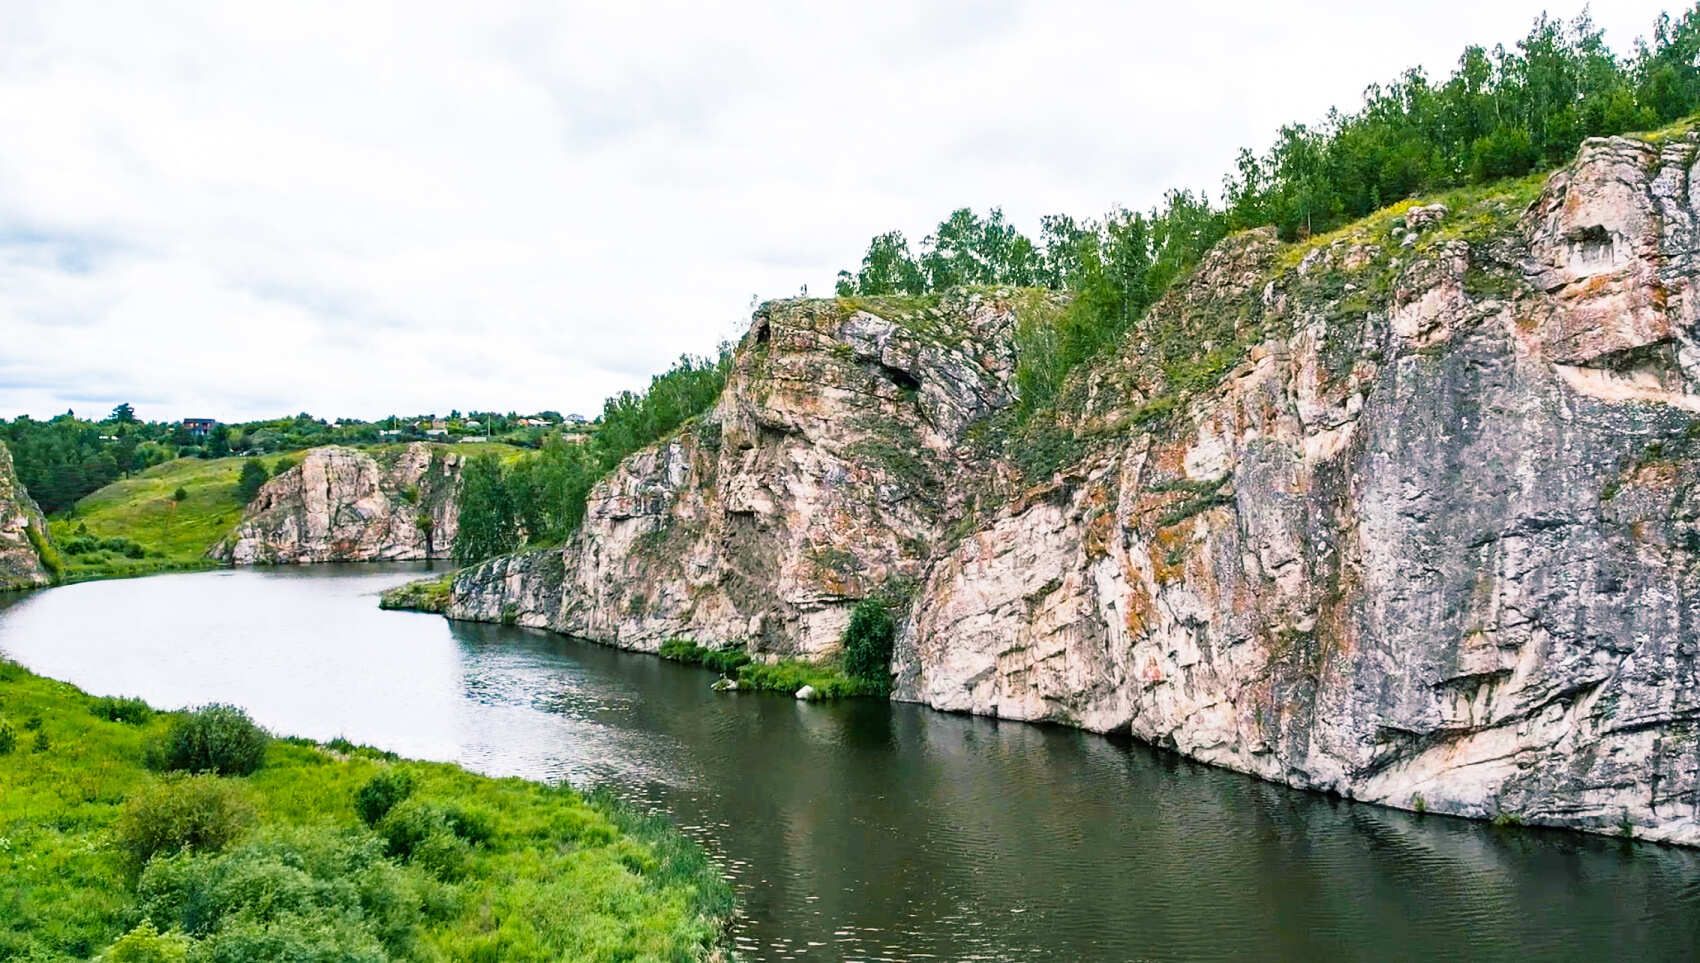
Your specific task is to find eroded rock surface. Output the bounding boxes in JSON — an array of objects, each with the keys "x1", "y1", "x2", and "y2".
[
  {"x1": 0, "y1": 442, "x2": 53, "y2": 591},
  {"x1": 452, "y1": 133, "x2": 1700, "y2": 844},
  {"x1": 215, "y1": 443, "x2": 463, "y2": 563}
]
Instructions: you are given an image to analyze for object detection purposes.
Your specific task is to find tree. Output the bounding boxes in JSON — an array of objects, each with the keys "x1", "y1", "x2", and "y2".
[
  {"x1": 452, "y1": 455, "x2": 520, "y2": 565},
  {"x1": 110, "y1": 403, "x2": 136, "y2": 424},
  {"x1": 171, "y1": 487, "x2": 188, "y2": 503},
  {"x1": 236, "y1": 458, "x2": 269, "y2": 502},
  {"x1": 842, "y1": 598, "x2": 896, "y2": 691}
]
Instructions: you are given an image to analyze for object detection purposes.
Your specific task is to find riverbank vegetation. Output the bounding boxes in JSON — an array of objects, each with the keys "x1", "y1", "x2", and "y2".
[
  {"x1": 836, "y1": 6, "x2": 1700, "y2": 417},
  {"x1": 380, "y1": 572, "x2": 456, "y2": 613},
  {"x1": 44, "y1": 456, "x2": 252, "y2": 581},
  {"x1": 658, "y1": 597, "x2": 898, "y2": 699},
  {"x1": 453, "y1": 353, "x2": 729, "y2": 565},
  {"x1": 0, "y1": 659, "x2": 731, "y2": 961}
]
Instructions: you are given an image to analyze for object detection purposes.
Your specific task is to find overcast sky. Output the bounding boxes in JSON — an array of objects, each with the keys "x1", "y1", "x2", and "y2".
[{"x1": 0, "y1": 0, "x2": 1676, "y2": 422}]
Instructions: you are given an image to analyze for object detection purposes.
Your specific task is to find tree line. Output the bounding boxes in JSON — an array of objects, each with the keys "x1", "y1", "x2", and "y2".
[{"x1": 835, "y1": 7, "x2": 1700, "y2": 412}]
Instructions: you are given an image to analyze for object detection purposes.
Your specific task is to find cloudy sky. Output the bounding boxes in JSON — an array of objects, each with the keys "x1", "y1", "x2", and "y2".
[{"x1": 0, "y1": 0, "x2": 1676, "y2": 422}]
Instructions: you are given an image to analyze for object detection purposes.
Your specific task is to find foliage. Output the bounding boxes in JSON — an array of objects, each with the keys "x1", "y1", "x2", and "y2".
[
  {"x1": 657, "y1": 638, "x2": 881, "y2": 698},
  {"x1": 0, "y1": 660, "x2": 733, "y2": 961},
  {"x1": 835, "y1": 7, "x2": 1700, "y2": 420},
  {"x1": 24, "y1": 521, "x2": 62, "y2": 579},
  {"x1": 45, "y1": 455, "x2": 252, "y2": 582},
  {"x1": 113, "y1": 774, "x2": 257, "y2": 869},
  {"x1": 378, "y1": 573, "x2": 455, "y2": 613},
  {"x1": 101, "y1": 921, "x2": 191, "y2": 963},
  {"x1": 92, "y1": 695, "x2": 154, "y2": 725},
  {"x1": 458, "y1": 352, "x2": 731, "y2": 558},
  {"x1": 153, "y1": 704, "x2": 270, "y2": 777},
  {"x1": 451, "y1": 454, "x2": 522, "y2": 565},
  {"x1": 235, "y1": 458, "x2": 269, "y2": 502},
  {"x1": 355, "y1": 768, "x2": 417, "y2": 826},
  {"x1": 0, "y1": 719, "x2": 14, "y2": 755},
  {"x1": 841, "y1": 598, "x2": 895, "y2": 692}
]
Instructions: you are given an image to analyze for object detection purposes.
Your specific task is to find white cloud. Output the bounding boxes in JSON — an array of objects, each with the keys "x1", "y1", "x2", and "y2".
[{"x1": 0, "y1": 0, "x2": 1676, "y2": 421}]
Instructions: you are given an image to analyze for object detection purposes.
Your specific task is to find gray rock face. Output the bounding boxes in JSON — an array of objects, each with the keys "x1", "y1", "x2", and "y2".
[
  {"x1": 215, "y1": 443, "x2": 464, "y2": 564},
  {"x1": 0, "y1": 442, "x2": 53, "y2": 591},
  {"x1": 450, "y1": 133, "x2": 1700, "y2": 844}
]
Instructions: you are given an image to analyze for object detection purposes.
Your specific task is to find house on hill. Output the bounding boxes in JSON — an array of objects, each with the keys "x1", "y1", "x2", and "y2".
[{"x1": 182, "y1": 417, "x2": 218, "y2": 439}]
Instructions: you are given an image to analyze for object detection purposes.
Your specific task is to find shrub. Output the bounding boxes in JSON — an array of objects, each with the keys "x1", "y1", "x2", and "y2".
[
  {"x1": 92, "y1": 695, "x2": 154, "y2": 725},
  {"x1": 378, "y1": 797, "x2": 494, "y2": 879},
  {"x1": 99, "y1": 921, "x2": 190, "y2": 963},
  {"x1": 154, "y1": 704, "x2": 269, "y2": 776},
  {"x1": 31, "y1": 730, "x2": 50, "y2": 753},
  {"x1": 841, "y1": 598, "x2": 896, "y2": 690},
  {"x1": 355, "y1": 769, "x2": 417, "y2": 827},
  {"x1": 170, "y1": 487, "x2": 187, "y2": 503},
  {"x1": 0, "y1": 719, "x2": 15, "y2": 755},
  {"x1": 115, "y1": 775, "x2": 256, "y2": 868},
  {"x1": 135, "y1": 830, "x2": 423, "y2": 958}
]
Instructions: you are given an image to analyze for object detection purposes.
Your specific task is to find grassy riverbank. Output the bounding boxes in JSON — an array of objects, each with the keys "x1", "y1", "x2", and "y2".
[
  {"x1": 44, "y1": 456, "x2": 253, "y2": 582},
  {"x1": 0, "y1": 660, "x2": 731, "y2": 961}
]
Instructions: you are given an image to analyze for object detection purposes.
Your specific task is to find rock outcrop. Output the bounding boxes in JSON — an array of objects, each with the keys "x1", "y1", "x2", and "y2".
[
  {"x1": 0, "y1": 442, "x2": 54, "y2": 591},
  {"x1": 449, "y1": 131, "x2": 1700, "y2": 845},
  {"x1": 215, "y1": 443, "x2": 464, "y2": 564}
]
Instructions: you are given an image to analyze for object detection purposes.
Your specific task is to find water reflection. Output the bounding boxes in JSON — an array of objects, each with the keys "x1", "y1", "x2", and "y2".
[{"x1": 1, "y1": 567, "x2": 1696, "y2": 961}]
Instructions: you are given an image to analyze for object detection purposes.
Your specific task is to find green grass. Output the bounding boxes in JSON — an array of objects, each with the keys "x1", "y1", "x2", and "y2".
[
  {"x1": 379, "y1": 573, "x2": 456, "y2": 613},
  {"x1": 0, "y1": 659, "x2": 731, "y2": 961},
  {"x1": 46, "y1": 457, "x2": 255, "y2": 581},
  {"x1": 657, "y1": 639, "x2": 881, "y2": 699}
]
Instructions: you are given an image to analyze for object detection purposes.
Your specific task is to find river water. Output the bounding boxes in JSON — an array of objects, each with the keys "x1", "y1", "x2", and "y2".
[{"x1": 1, "y1": 564, "x2": 1695, "y2": 961}]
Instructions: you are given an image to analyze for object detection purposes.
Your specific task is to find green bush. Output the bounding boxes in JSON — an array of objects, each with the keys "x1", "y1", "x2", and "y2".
[
  {"x1": 0, "y1": 719, "x2": 15, "y2": 755},
  {"x1": 31, "y1": 729, "x2": 50, "y2": 753},
  {"x1": 377, "y1": 797, "x2": 494, "y2": 878},
  {"x1": 355, "y1": 769, "x2": 416, "y2": 827},
  {"x1": 92, "y1": 695, "x2": 154, "y2": 725},
  {"x1": 115, "y1": 775, "x2": 256, "y2": 869},
  {"x1": 841, "y1": 598, "x2": 896, "y2": 691},
  {"x1": 135, "y1": 829, "x2": 426, "y2": 958},
  {"x1": 99, "y1": 921, "x2": 190, "y2": 963},
  {"x1": 153, "y1": 704, "x2": 269, "y2": 776}
]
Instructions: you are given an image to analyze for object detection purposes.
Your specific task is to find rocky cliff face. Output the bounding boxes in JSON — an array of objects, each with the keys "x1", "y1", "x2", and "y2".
[
  {"x1": 215, "y1": 443, "x2": 463, "y2": 564},
  {"x1": 0, "y1": 442, "x2": 54, "y2": 591},
  {"x1": 450, "y1": 131, "x2": 1700, "y2": 845}
]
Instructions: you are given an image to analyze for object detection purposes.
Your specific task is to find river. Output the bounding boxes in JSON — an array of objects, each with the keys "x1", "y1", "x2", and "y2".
[{"x1": 1, "y1": 564, "x2": 1695, "y2": 961}]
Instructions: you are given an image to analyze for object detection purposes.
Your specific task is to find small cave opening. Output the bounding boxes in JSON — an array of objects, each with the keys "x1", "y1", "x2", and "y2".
[
  {"x1": 878, "y1": 363, "x2": 922, "y2": 394},
  {"x1": 753, "y1": 320, "x2": 771, "y2": 346}
]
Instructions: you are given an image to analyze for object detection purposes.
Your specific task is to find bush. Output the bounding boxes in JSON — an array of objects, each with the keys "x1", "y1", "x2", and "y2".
[
  {"x1": 154, "y1": 704, "x2": 270, "y2": 776},
  {"x1": 841, "y1": 598, "x2": 896, "y2": 690},
  {"x1": 99, "y1": 921, "x2": 190, "y2": 963},
  {"x1": 170, "y1": 487, "x2": 187, "y2": 503},
  {"x1": 355, "y1": 769, "x2": 417, "y2": 827},
  {"x1": 31, "y1": 730, "x2": 50, "y2": 753},
  {"x1": 115, "y1": 775, "x2": 256, "y2": 868},
  {"x1": 92, "y1": 695, "x2": 154, "y2": 725},
  {"x1": 0, "y1": 719, "x2": 15, "y2": 755},
  {"x1": 377, "y1": 796, "x2": 494, "y2": 879},
  {"x1": 135, "y1": 830, "x2": 424, "y2": 958}
]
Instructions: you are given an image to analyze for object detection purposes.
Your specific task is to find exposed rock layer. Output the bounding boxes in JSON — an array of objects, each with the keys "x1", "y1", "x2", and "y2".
[
  {"x1": 215, "y1": 444, "x2": 463, "y2": 564},
  {"x1": 0, "y1": 442, "x2": 53, "y2": 591},
  {"x1": 451, "y1": 133, "x2": 1700, "y2": 845}
]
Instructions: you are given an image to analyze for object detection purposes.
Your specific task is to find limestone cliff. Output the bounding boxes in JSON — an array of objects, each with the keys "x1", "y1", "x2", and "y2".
[
  {"x1": 215, "y1": 443, "x2": 463, "y2": 564},
  {"x1": 0, "y1": 442, "x2": 54, "y2": 591},
  {"x1": 450, "y1": 131, "x2": 1700, "y2": 845}
]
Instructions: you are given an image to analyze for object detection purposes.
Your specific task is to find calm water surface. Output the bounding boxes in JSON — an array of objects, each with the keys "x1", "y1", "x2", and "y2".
[{"x1": 2, "y1": 565, "x2": 1696, "y2": 961}]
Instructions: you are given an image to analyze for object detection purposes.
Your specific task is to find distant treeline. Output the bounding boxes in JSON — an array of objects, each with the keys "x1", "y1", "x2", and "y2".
[
  {"x1": 836, "y1": 7, "x2": 1700, "y2": 412},
  {"x1": 452, "y1": 352, "x2": 730, "y2": 565},
  {"x1": 1, "y1": 405, "x2": 572, "y2": 515}
]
